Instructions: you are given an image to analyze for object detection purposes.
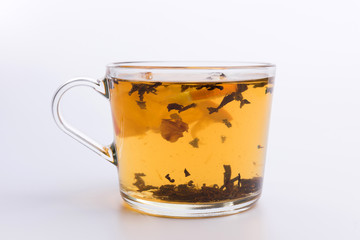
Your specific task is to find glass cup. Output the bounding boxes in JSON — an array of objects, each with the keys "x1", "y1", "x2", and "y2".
[{"x1": 52, "y1": 61, "x2": 276, "y2": 218}]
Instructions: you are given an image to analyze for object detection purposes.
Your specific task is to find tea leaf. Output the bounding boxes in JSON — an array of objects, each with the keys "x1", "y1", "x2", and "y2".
[
  {"x1": 189, "y1": 138, "x2": 199, "y2": 148},
  {"x1": 237, "y1": 84, "x2": 248, "y2": 93},
  {"x1": 133, "y1": 173, "x2": 158, "y2": 192},
  {"x1": 197, "y1": 84, "x2": 224, "y2": 91},
  {"x1": 265, "y1": 87, "x2": 273, "y2": 94},
  {"x1": 153, "y1": 165, "x2": 263, "y2": 202},
  {"x1": 128, "y1": 82, "x2": 162, "y2": 101},
  {"x1": 167, "y1": 103, "x2": 197, "y2": 113},
  {"x1": 207, "y1": 84, "x2": 249, "y2": 114},
  {"x1": 240, "y1": 99, "x2": 251, "y2": 108},
  {"x1": 222, "y1": 119, "x2": 232, "y2": 128},
  {"x1": 170, "y1": 113, "x2": 181, "y2": 120},
  {"x1": 160, "y1": 117, "x2": 189, "y2": 142},
  {"x1": 165, "y1": 174, "x2": 175, "y2": 183},
  {"x1": 253, "y1": 82, "x2": 268, "y2": 88},
  {"x1": 220, "y1": 165, "x2": 241, "y2": 191},
  {"x1": 167, "y1": 103, "x2": 183, "y2": 112},
  {"x1": 179, "y1": 103, "x2": 196, "y2": 113},
  {"x1": 184, "y1": 168, "x2": 191, "y2": 177},
  {"x1": 181, "y1": 85, "x2": 190, "y2": 92},
  {"x1": 207, "y1": 93, "x2": 236, "y2": 114},
  {"x1": 136, "y1": 101, "x2": 146, "y2": 109},
  {"x1": 181, "y1": 83, "x2": 224, "y2": 92},
  {"x1": 207, "y1": 107, "x2": 218, "y2": 114}
]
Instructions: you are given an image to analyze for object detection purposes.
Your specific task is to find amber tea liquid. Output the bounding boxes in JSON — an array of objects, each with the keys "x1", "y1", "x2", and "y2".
[{"x1": 109, "y1": 77, "x2": 273, "y2": 203}]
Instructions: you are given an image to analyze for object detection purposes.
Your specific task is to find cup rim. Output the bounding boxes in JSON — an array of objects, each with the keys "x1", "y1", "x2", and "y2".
[{"x1": 106, "y1": 61, "x2": 275, "y2": 70}]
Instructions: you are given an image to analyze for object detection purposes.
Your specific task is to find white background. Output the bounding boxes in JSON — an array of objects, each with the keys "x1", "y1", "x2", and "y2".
[{"x1": 1, "y1": 0, "x2": 360, "y2": 239}]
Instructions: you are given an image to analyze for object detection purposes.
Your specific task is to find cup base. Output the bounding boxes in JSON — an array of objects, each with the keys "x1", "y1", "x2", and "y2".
[{"x1": 121, "y1": 191, "x2": 260, "y2": 218}]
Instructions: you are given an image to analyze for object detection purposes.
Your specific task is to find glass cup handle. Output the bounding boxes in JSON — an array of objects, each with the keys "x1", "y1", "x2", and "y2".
[{"x1": 51, "y1": 78, "x2": 116, "y2": 165}]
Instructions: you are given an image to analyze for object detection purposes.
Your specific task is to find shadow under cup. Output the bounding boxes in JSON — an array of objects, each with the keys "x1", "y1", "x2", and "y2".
[{"x1": 53, "y1": 61, "x2": 276, "y2": 218}]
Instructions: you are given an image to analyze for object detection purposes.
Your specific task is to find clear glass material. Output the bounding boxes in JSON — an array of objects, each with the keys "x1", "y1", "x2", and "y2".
[{"x1": 52, "y1": 61, "x2": 276, "y2": 218}]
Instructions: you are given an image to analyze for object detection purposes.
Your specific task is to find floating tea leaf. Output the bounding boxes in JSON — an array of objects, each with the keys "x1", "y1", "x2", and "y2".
[
  {"x1": 170, "y1": 113, "x2": 181, "y2": 120},
  {"x1": 208, "y1": 93, "x2": 235, "y2": 114},
  {"x1": 136, "y1": 101, "x2": 146, "y2": 109},
  {"x1": 189, "y1": 138, "x2": 199, "y2": 148},
  {"x1": 207, "y1": 84, "x2": 250, "y2": 114},
  {"x1": 265, "y1": 87, "x2": 273, "y2": 94},
  {"x1": 184, "y1": 168, "x2": 191, "y2": 177},
  {"x1": 179, "y1": 103, "x2": 196, "y2": 113},
  {"x1": 222, "y1": 119, "x2": 232, "y2": 128},
  {"x1": 167, "y1": 103, "x2": 183, "y2": 112},
  {"x1": 240, "y1": 99, "x2": 251, "y2": 108},
  {"x1": 128, "y1": 82, "x2": 162, "y2": 102},
  {"x1": 253, "y1": 82, "x2": 268, "y2": 88},
  {"x1": 181, "y1": 83, "x2": 224, "y2": 92},
  {"x1": 160, "y1": 115, "x2": 189, "y2": 142},
  {"x1": 165, "y1": 174, "x2": 175, "y2": 183},
  {"x1": 237, "y1": 84, "x2": 248, "y2": 93},
  {"x1": 167, "y1": 103, "x2": 197, "y2": 113}
]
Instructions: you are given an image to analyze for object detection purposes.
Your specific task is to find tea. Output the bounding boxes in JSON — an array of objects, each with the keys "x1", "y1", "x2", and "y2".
[{"x1": 109, "y1": 76, "x2": 273, "y2": 203}]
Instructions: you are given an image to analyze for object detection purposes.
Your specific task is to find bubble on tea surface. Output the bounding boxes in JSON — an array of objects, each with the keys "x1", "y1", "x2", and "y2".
[{"x1": 207, "y1": 72, "x2": 226, "y2": 81}]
